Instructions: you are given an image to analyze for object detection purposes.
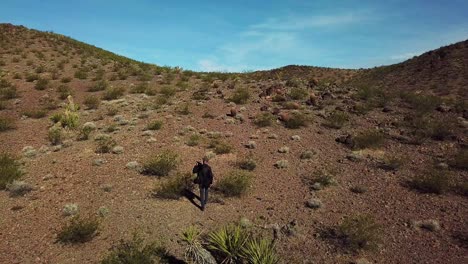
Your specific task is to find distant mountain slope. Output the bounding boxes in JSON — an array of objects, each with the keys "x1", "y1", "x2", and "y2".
[{"x1": 351, "y1": 40, "x2": 468, "y2": 98}]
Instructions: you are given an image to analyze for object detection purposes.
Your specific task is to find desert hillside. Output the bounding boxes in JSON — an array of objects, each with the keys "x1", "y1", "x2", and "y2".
[{"x1": 0, "y1": 24, "x2": 467, "y2": 264}]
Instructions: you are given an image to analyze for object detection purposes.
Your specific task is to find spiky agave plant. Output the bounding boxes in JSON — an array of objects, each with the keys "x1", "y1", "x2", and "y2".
[
  {"x1": 242, "y1": 238, "x2": 279, "y2": 264},
  {"x1": 182, "y1": 226, "x2": 216, "y2": 264},
  {"x1": 208, "y1": 224, "x2": 249, "y2": 264}
]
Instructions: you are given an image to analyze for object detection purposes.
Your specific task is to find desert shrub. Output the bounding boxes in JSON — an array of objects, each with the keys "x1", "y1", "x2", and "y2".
[
  {"x1": 101, "y1": 234, "x2": 166, "y2": 264},
  {"x1": 286, "y1": 78, "x2": 303, "y2": 88},
  {"x1": 209, "y1": 140, "x2": 232, "y2": 154},
  {"x1": 131, "y1": 82, "x2": 149, "y2": 94},
  {"x1": 0, "y1": 116, "x2": 15, "y2": 131},
  {"x1": 187, "y1": 134, "x2": 201, "y2": 146},
  {"x1": 288, "y1": 87, "x2": 308, "y2": 100},
  {"x1": 324, "y1": 111, "x2": 348, "y2": 129},
  {"x1": 401, "y1": 92, "x2": 441, "y2": 114},
  {"x1": 95, "y1": 135, "x2": 117, "y2": 153},
  {"x1": 56, "y1": 84, "x2": 73, "y2": 100},
  {"x1": 153, "y1": 172, "x2": 193, "y2": 199},
  {"x1": 86, "y1": 80, "x2": 108, "y2": 92},
  {"x1": 237, "y1": 157, "x2": 256, "y2": 171},
  {"x1": 61, "y1": 77, "x2": 72, "y2": 83},
  {"x1": 107, "y1": 106, "x2": 119, "y2": 116},
  {"x1": 182, "y1": 226, "x2": 215, "y2": 264},
  {"x1": 35, "y1": 64, "x2": 45, "y2": 73},
  {"x1": 338, "y1": 214, "x2": 380, "y2": 251},
  {"x1": 208, "y1": 224, "x2": 249, "y2": 263},
  {"x1": 6, "y1": 180, "x2": 33, "y2": 196},
  {"x1": 0, "y1": 153, "x2": 23, "y2": 189},
  {"x1": 254, "y1": 113, "x2": 275, "y2": 127},
  {"x1": 273, "y1": 95, "x2": 286, "y2": 103},
  {"x1": 377, "y1": 155, "x2": 404, "y2": 171},
  {"x1": 35, "y1": 78, "x2": 49, "y2": 90},
  {"x1": 229, "y1": 87, "x2": 250, "y2": 104},
  {"x1": 57, "y1": 215, "x2": 99, "y2": 243},
  {"x1": 53, "y1": 96, "x2": 80, "y2": 129},
  {"x1": 217, "y1": 170, "x2": 253, "y2": 197},
  {"x1": 408, "y1": 169, "x2": 449, "y2": 194},
  {"x1": 105, "y1": 124, "x2": 118, "y2": 133},
  {"x1": 0, "y1": 86, "x2": 18, "y2": 100},
  {"x1": 25, "y1": 73, "x2": 39, "y2": 82},
  {"x1": 77, "y1": 124, "x2": 96, "y2": 141},
  {"x1": 429, "y1": 118, "x2": 455, "y2": 141},
  {"x1": 0, "y1": 79, "x2": 11, "y2": 89},
  {"x1": 282, "y1": 101, "x2": 301, "y2": 110},
  {"x1": 284, "y1": 112, "x2": 308, "y2": 129},
  {"x1": 159, "y1": 85, "x2": 176, "y2": 97},
  {"x1": 102, "y1": 86, "x2": 125, "y2": 100},
  {"x1": 242, "y1": 237, "x2": 279, "y2": 264},
  {"x1": 22, "y1": 108, "x2": 47, "y2": 119},
  {"x1": 83, "y1": 95, "x2": 101, "y2": 109},
  {"x1": 143, "y1": 150, "x2": 179, "y2": 176},
  {"x1": 192, "y1": 89, "x2": 210, "y2": 101},
  {"x1": 0, "y1": 101, "x2": 6, "y2": 110},
  {"x1": 48, "y1": 124, "x2": 63, "y2": 145},
  {"x1": 13, "y1": 73, "x2": 22, "y2": 80},
  {"x1": 449, "y1": 149, "x2": 468, "y2": 170},
  {"x1": 146, "y1": 120, "x2": 163, "y2": 130},
  {"x1": 353, "y1": 130, "x2": 385, "y2": 150},
  {"x1": 178, "y1": 103, "x2": 191, "y2": 115},
  {"x1": 74, "y1": 69, "x2": 88, "y2": 79},
  {"x1": 202, "y1": 111, "x2": 216, "y2": 119}
]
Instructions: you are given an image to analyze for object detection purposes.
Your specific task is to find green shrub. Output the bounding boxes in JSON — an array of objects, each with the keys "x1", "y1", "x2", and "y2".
[
  {"x1": 102, "y1": 86, "x2": 125, "y2": 100},
  {"x1": 159, "y1": 85, "x2": 176, "y2": 97},
  {"x1": 217, "y1": 170, "x2": 253, "y2": 197},
  {"x1": 288, "y1": 87, "x2": 308, "y2": 100},
  {"x1": 0, "y1": 153, "x2": 23, "y2": 189},
  {"x1": 429, "y1": 118, "x2": 455, "y2": 141},
  {"x1": 286, "y1": 78, "x2": 303, "y2": 88},
  {"x1": 1, "y1": 86, "x2": 19, "y2": 99},
  {"x1": 131, "y1": 82, "x2": 149, "y2": 94},
  {"x1": 77, "y1": 125, "x2": 95, "y2": 141},
  {"x1": 0, "y1": 116, "x2": 15, "y2": 131},
  {"x1": 353, "y1": 130, "x2": 385, "y2": 150},
  {"x1": 83, "y1": 95, "x2": 101, "y2": 109},
  {"x1": 208, "y1": 224, "x2": 249, "y2": 263},
  {"x1": 229, "y1": 87, "x2": 250, "y2": 104},
  {"x1": 178, "y1": 103, "x2": 191, "y2": 115},
  {"x1": 242, "y1": 237, "x2": 279, "y2": 264},
  {"x1": 57, "y1": 84, "x2": 73, "y2": 100},
  {"x1": 153, "y1": 172, "x2": 193, "y2": 199},
  {"x1": 74, "y1": 69, "x2": 88, "y2": 79},
  {"x1": 254, "y1": 113, "x2": 275, "y2": 127},
  {"x1": 377, "y1": 155, "x2": 404, "y2": 171},
  {"x1": 101, "y1": 234, "x2": 166, "y2": 264},
  {"x1": 146, "y1": 120, "x2": 163, "y2": 130},
  {"x1": 95, "y1": 135, "x2": 117, "y2": 153},
  {"x1": 187, "y1": 134, "x2": 201, "y2": 146},
  {"x1": 409, "y1": 169, "x2": 449, "y2": 194},
  {"x1": 143, "y1": 150, "x2": 179, "y2": 176},
  {"x1": 182, "y1": 226, "x2": 215, "y2": 264},
  {"x1": 449, "y1": 149, "x2": 468, "y2": 170},
  {"x1": 324, "y1": 111, "x2": 348, "y2": 129},
  {"x1": 284, "y1": 112, "x2": 308, "y2": 129},
  {"x1": 338, "y1": 214, "x2": 380, "y2": 251},
  {"x1": 209, "y1": 140, "x2": 232, "y2": 154},
  {"x1": 35, "y1": 78, "x2": 49, "y2": 90},
  {"x1": 61, "y1": 77, "x2": 72, "y2": 83},
  {"x1": 57, "y1": 215, "x2": 99, "y2": 243},
  {"x1": 25, "y1": 73, "x2": 39, "y2": 82},
  {"x1": 22, "y1": 108, "x2": 47, "y2": 119},
  {"x1": 88, "y1": 80, "x2": 108, "y2": 92},
  {"x1": 0, "y1": 101, "x2": 6, "y2": 110},
  {"x1": 237, "y1": 157, "x2": 256, "y2": 171},
  {"x1": 48, "y1": 124, "x2": 63, "y2": 145}
]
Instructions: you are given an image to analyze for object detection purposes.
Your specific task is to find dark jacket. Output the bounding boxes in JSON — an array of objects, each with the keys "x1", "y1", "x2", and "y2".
[{"x1": 192, "y1": 163, "x2": 213, "y2": 187}]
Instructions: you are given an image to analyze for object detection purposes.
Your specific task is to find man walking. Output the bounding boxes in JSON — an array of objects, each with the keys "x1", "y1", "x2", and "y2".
[{"x1": 192, "y1": 157, "x2": 214, "y2": 211}]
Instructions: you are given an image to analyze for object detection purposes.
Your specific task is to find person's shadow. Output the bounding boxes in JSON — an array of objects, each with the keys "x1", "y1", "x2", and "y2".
[{"x1": 183, "y1": 189, "x2": 203, "y2": 211}]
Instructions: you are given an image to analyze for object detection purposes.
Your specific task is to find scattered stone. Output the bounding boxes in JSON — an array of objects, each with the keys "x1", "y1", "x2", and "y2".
[
  {"x1": 22, "y1": 146, "x2": 37, "y2": 158},
  {"x1": 335, "y1": 134, "x2": 354, "y2": 148},
  {"x1": 126, "y1": 161, "x2": 141, "y2": 171},
  {"x1": 267, "y1": 134, "x2": 278, "y2": 139},
  {"x1": 93, "y1": 159, "x2": 105, "y2": 166},
  {"x1": 147, "y1": 137, "x2": 157, "y2": 143},
  {"x1": 436, "y1": 104, "x2": 451, "y2": 113},
  {"x1": 346, "y1": 152, "x2": 364, "y2": 162},
  {"x1": 112, "y1": 146, "x2": 124, "y2": 154},
  {"x1": 63, "y1": 203, "x2": 79, "y2": 216},
  {"x1": 275, "y1": 159, "x2": 289, "y2": 169},
  {"x1": 382, "y1": 106, "x2": 392, "y2": 113},
  {"x1": 239, "y1": 106, "x2": 247, "y2": 112},
  {"x1": 291, "y1": 135, "x2": 301, "y2": 141},
  {"x1": 51, "y1": 145, "x2": 62, "y2": 152},
  {"x1": 306, "y1": 198, "x2": 323, "y2": 209},
  {"x1": 435, "y1": 162, "x2": 449, "y2": 170},
  {"x1": 311, "y1": 183, "x2": 322, "y2": 191},
  {"x1": 249, "y1": 134, "x2": 259, "y2": 139},
  {"x1": 142, "y1": 130, "x2": 154, "y2": 136},
  {"x1": 245, "y1": 141, "x2": 257, "y2": 149},
  {"x1": 113, "y1": 115, "x2": 125, "y2": 122}
]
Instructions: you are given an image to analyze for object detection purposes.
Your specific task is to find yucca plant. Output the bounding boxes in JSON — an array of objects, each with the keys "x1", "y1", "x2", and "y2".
[
  {"x1": 182, "y1": 226, "x2": 216, "y2": 264},
  {"x1": 242, "y1": 238, "x2": 279, "y2": 264},
  {"x1": 208, "y1": 224, "x2": 249, "y2": 264}
]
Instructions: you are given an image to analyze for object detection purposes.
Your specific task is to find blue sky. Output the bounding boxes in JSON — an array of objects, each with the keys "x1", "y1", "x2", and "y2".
[{"x1": 1, "y1": 0, "x2": 468, "y2": 72}]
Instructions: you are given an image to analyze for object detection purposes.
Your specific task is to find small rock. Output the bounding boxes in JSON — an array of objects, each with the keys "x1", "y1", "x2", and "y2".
[
  {"x1": 147, "y1": 137, "x2": 157, "y2": 143},
  {"x1": 267, "y1": 134, "x2": 278, "y2": 139},
  {"x1": 274, "y1": 160, "x2": 288, "y2": 169},
  {"x1": 291, "y1": 135, "x2": 301, "y2": 141},
  {"x1": 93, "y1": 159, "x2": 105, "y2": 166},
  {"x1": 311, "y1": 182, "x2": 322, "y2": 191},
  {"x1": 306, "y1": 198, "x2": 323, "y2": 209},
  {"x1": 51, "y1": 145, "x2": 62, "y2": 152},
  {"x1": 126, "y1": 161, "x2": 141, "y2": 170},
  {"x1": 300, "y1": 150, "x2": 316, "y2": 159},
  {"x1": 346, "y1": 152, "x2": 364, "y2": 162},
  {"x1": 245, "y1": 141, "x2": 257, "y2": 149},
  {"x1": 278, "y1": 146, "x2": 290, "y2": 153},
  {"x1": 142, "y1": 130, "x2": 154, "y2": 136}
]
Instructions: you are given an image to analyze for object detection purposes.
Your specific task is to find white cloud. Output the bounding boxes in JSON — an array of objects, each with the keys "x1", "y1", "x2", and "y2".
[
  {"x1": 390, "y1": 52, "x2": 422, "y2": 60},
  {"x1": 251, "y1": 13, "x2": 363, "y2": 31}
]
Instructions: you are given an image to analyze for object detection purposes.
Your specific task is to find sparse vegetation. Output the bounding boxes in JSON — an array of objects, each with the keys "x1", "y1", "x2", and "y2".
[
  {"x1": 237, "y1": 157, "x2": 257, "y2": 171},
  {"x1": 146, "y1": 120, "x2": 162, "y2": 130},
  {"x1": 88, "y1": 80, "x2": 108, "y2": 92},
  {"x1": 153, "y1": 172, "x2": 193, "y2": 199},
  {"x1": 57, "y1": 84, "x2": 73, "y2": 100},
  {"x1": 449, "y1": 149, "x2": 468, "y2": 170},
  {"x1": 0, "y1": 153, "x2": 23, "y2": 189},
  {"x1": 288, "y1": 87, "x2": 308, "y2": 100},
  {"x1": 324, "y1": 111, "x2": 348, "y2": 129},
  {"x1": 159, "y1": 85, "x2": 176, "y2": 97},
  {"x1": 208, "y1": 224, "x2": 249, "y2": 263},
  {"x1": 35, "y1": 78, "x2": 49, "y2": 90},
  {"x1": 208, "y1": 139, "x2": 233, "y2": 154},
  {"x1": 229, "y1": 87, "x2": 250, "y2": 104},
  {"x1": 186, "y1": 134, "x2": 201, "y2": 146},
  {"x1": 22, "y1": 108, "x2": 47, "y2": 119},
  {"x1": 101, "y1": 234, "x2": 167, "y2": 264},
  {"x1": 242, "y1": 237, "x2": 279, "y2": 264},
  {"x1": 217, "y1": 170, "x2": 253, "y2": 197},
  {"x1": 143, "y1": 150, "x2": 179, "y2": 176},
  {"x1": 83, "y1": 95, "x2": 101, "y2": 109},
  {"x1": 57, "y1": 215, "x2": 99, "y2": 243},
  {"x1": 408, "y1": 168, "x2": 449, "y2": 194},
  {"x1": 95, "y1": 135, "x2": 117, "y2": 153},
  {"x1": 254, "y1": 113, "x2": 275, "y2": 127},
  {"x1": 284, "y1": 111, "x2": 308, "y2": 129},
  {"x1": 48, "y1": 123, "x2": 63, "y2": 145},
  {"x1": 353, "y1": 130, "x2": 385, "y2": 150},
  {"x1": 102, "y1": 86, "x2": 125, "y2": 100},
  {"x1": 338, "y1": 214, "x2": 380, "y2": 251},
  {"x1": 0, "y1": 116, "x2": 16, "y2": 131}
]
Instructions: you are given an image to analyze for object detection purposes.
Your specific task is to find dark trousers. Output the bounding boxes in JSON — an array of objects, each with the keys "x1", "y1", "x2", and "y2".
[{"x1": 199, "y1": 186, "x2": 209, "y2": 208}]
